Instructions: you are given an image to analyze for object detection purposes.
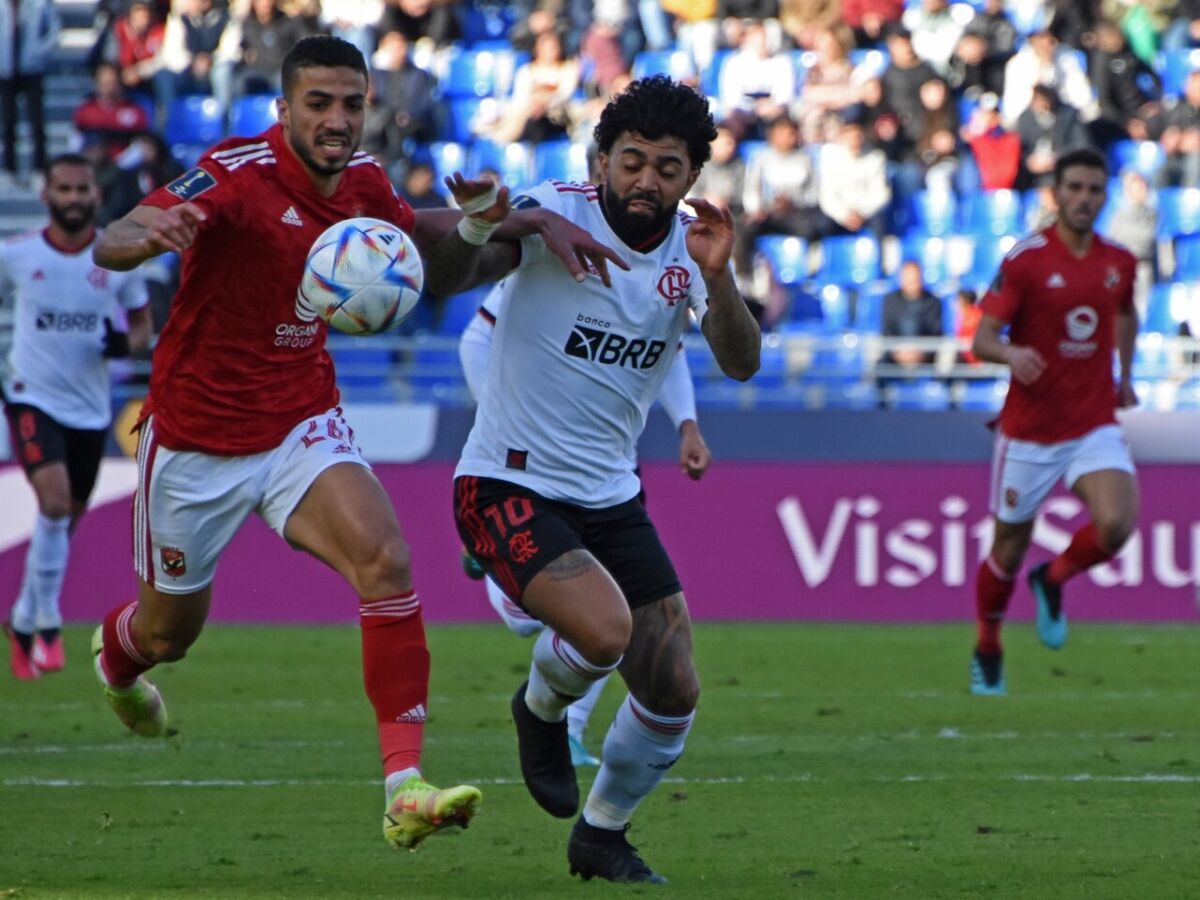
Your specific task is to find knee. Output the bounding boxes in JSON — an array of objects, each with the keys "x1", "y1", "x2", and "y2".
[
  {"x1": 38, "y1": 499, "x2": 71, "y2": 521},
  {"x1": 643, "y1": 670, "x2": 701, "y2": 718},
  {"x1": 352, "y1": 538, "x2": 413, "y2": 598},
  {"x1": 575, "y1": 610, "x2": 632, "y2": 669}
]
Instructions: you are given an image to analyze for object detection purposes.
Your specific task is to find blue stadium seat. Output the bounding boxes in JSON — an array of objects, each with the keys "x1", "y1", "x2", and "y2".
[
  {"x1": 469, "y1": 140, "x2": 533, "y2": 187},
  {"x1": 1176, "y1": 379, "x2": 1200, "y2": 410},
  {"x1": 906, "y1": 190, "x2": 956, "y2": 237},
  {"x1": 330, "y1": 343, "x2": 394, "y2": 392},
  {"x1": 1134, "y1": 336, "x2": 1173, "y2": 378},
  {"x1": 817, "y1": 284, "x2": 854, "y2": 331},
  {"x1": 888, "y1": 378, "x2": 951, "y2": 410},
  {"x1": 164, "y1": 95, "x2": 224, "y2": 147},
  {"x1": 847, "y1": 48, "x2": 889, "y2": 77},
  {"x1": 964, "y1": 234, "x2": 1017, "y2": 285},
  {"x1": 534, "y1": 140, "x2": 589, "y2": 183},
  {"x1": 959, "y1": 189, "x2": 1022, "y2": 237},
  {"x1": 817, "y1": 235, "x2": 881, "y2": 287},
  {"x1": 820, "y1": 380, "x2": 879, "y2": 410},
  {"x1": 739, "y1": 139, "x2": 767, "y2": 167},
  {"x1": 757, "y1": 235, "x2": 808, "y2": 284},
  {"x1": 443, "y1": 98, "x2": 496, "y2": 142},
  {"x1": 854, "y1": 286, "x2": 886, "y2": 333},
  {"x1": 1174, "y1": 234, "x2": 1200, "y2": 279},
  {"x1": 700, "y1": 49, "x2": 731, "y2": 97},
  {"x1": 900, "y1": 235, "x2": 950, "y2": 285},
  {"x1": 957, "y1": 378, "x2": 1007, "y2": 411},
  {"x1": 1144, "y1": 283, "x2": 1190, "y2": 333},
  {"x1": 1159, "y1": 47, "x2": 1200, "y2": 97},
  {"x1": 437, "y1": 288, "x2": 489, "y2": 335},
  {"x1": 630, "y1": 50, "x2": 695, "y2": 81},
  {"x1": 459, "y1": 2, "x2": 519, "y2": 45},
  {"x1": 1108, "y1": 140, "x2": 1166, "y2": 178},
  {"x1": 442, "y1": 47, "x2": 520, "y2": 98},
  {"x1": 426, "y1": 140, "x2": 468, "y2": 184},
  {"x1": 789, "y1": 49, "x2": 813, "y2": 89},
  {"x1": 229, "y1": 94, "x2": 277, "y2": 137},
  {"x1": 1157, "y1": 187, "x2": 1200, "y2": 237},
  {"x1": 809, "y1": 333, "x2": 866, "y2": 378}
]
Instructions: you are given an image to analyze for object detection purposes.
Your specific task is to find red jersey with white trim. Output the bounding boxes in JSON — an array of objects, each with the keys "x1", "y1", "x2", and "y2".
[
  {"x1": 138, "y1": 124, "x2": 415, "y2": 455},
  {"x1": 982, "y1": 225, "x2": 1136, "y2": 443}
]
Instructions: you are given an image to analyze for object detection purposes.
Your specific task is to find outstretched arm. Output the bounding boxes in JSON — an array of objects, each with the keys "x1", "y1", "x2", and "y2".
[
  {"x1": 94, "y1": 204, "x2": 208, "y2": 271},
  {"x1": 688, "y1": 198, "x2": 759, "y2": 381}
]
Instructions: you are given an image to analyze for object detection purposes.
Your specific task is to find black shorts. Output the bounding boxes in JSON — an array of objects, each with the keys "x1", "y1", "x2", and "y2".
[
  {"x1": 4, "y1": 402, "x2": 106, "y2": 504},
  {"x1": 454, "y1": 475, "x2": 681, "y2": 610}
]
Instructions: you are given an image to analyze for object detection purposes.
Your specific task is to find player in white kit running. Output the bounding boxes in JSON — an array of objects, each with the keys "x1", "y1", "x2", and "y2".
[
  {"x1": 452, "y1": 76, "x2": 760, "y2": 883},
  {"x1": 2, "y1": 154, "x2": 152, "y2": 680},
  {"x1": 458, "y1": 276, "x2": 712, "y2": 767}
]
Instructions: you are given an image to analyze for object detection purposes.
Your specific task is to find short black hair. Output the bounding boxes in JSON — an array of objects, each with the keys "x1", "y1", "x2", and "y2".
[
  {"x1": 593, "y1": 75, "x2": 716, "y2": 171},
  {"x1": 1054, "y1": 147, "x2": 1108, "y2": 185},
  {"x1": 45, "y1": 153, "x2": 94, "y2": 180},
  {"x1": 281, "y1": 35, "x2": 368, "y2": 98}
]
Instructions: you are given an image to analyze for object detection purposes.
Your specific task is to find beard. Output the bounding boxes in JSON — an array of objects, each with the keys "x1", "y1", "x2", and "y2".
[
  {"x1": 603, "y1": 186, "x2": 673, "y2": 245},
  {"x1": 290, "y1": 131, "x2": 358, "y2": 177},
  {"x1": 48, "y1": 201, "x2": 96, "y2": 234}
]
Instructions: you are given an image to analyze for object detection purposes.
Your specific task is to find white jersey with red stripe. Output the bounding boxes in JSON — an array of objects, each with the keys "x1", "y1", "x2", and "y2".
[
  {"x1": 455, "y1": 180, "x2": 709, "y2": 508},
  {"x1": 0, "y1": 228, "x2": 148, "y2": 429}
]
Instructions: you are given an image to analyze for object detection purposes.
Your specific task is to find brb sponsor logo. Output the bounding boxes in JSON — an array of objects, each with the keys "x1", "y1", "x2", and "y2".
[
  {"x1": 36, "y1": 309, "x2": 99, "y2": 332},
  {"x1": 275, "y1": 321, "x2": 320, "y2": 348},
  {"x1": 1059, "y1": 305, "x2": 1098, "y2": 358},
  {"x1": 565, "y1": 314, "x2": 666, "y2": 369}
]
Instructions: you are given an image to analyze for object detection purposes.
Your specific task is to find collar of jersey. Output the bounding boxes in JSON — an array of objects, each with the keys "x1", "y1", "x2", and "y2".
[{"x1": 266, "y1": 123, "x2": 343, "y2": 200}]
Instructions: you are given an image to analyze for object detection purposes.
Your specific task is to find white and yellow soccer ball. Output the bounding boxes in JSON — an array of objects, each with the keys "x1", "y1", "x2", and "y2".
[{"x1": 298, "y1": 217, "x2": 424, "y2": 335}]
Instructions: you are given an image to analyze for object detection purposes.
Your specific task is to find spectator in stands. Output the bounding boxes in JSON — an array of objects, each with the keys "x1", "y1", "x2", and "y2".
[
  {"x1": 881, "y1": 26, "x2": 939, "y2": 135},
  {"x1": 1016, "y1": 84, "x2": 1090, "y2": 189},
  {"x1": 779, "y1": 0, "x2": 842, "y2": 51},
  {"x1": 155, "y1": 0, "x2": 241, "y2": 126},
  {"x1": 736, "y1": 114, "x2": 819, "y2": 278},
  {"x1": 486, "y1": 30, "x2": 580, "y2": 144},
  {"x1": 815, "y1": 114, "x2": 891, "y2": 238},
  {"x1": 896, "y1": 76, "x2": 960, "y2": 195},
  {"x1": 398, "y1": 159, "x2": 448, "y2": 210},
  {"x1": 902, "y1": 0, "x2": 967, "y2": 78},
  {"x1": 363, "y1": 29, "x2": 439, "y2": 165},
  {"x1": 0, "y1": 0, "x2": 60, "y2": 189},
  {"x1": 97, "y1": 131, "x2": 184, "y2": 226},
  {"x1": 278, "y1": 0, "x2": 321, "y2": 32},
  {"x1": 578, "y1": 7, "x2": 629, "y2": 96},
  {"x1": 1024, "y1": 182, "x2": 1058, "y2": 229},
  {"x1": 1088, "y1": 18, "x2": 1161, "y2": 147},
  {"x1": 1105, "y1": 168, "x2": 1158, "y2": 318},
  {"x1": 718, "y1": 19, "x2": 795, "y2": 140},
  {"x1": 319, "y1": 0, "x2": 384, "y2": 62},
  {"x1": 231, "y1": 0, "x2": 312, "y2": 100},
  {"x1": 690, "y1": 121, "x2": 745, "y2": 217},
  {"x1": 855, "y1": 75, "x2": 905, "y2": 162},
  {"x1": 1158, "y1": 69, "x2": 1200, "y2": 187},
  {"x1": 947, "y1": 0, "x2": 1016, "y2": 98},
  {"x1": 1044, "y1": 0, "x2": 1100, "y2": 51},
  {"x1": 663, "y1": 0, "x2": 719, "y2": 72},
  {"x1": 73, "y1": 62, "x2": 151, "y2": 164},
  {"x1": 1161, "y1": 0, "x2": 1200, "y2": 52},
  {"x1": 881, "y1": 259, "x2": 943, "y2": 368},
  {"x1": 113, "y1": 1, "x2": 167, "y2": 100},
  {"x1": 380, "y1": 0, "x2": 459, "y2": 48},
  {"x1": 954, "y1": 287, "x2": 982, "y2": 364},
  {"x1": 508, "y1": 2, "x2": 569, "y2": 54},
  {"x1": 795, "y1": 26, "x2": 859, "y2": 144},
  {"x1": 1000, "y1": 27, "x2": 1093, "y2": 125},
  {"x1": 964, "y1": 91, "x2": 1020, "y2": 190},
  {"x1": 842, "y1": 0, "x2": 904, "y2": 49}
]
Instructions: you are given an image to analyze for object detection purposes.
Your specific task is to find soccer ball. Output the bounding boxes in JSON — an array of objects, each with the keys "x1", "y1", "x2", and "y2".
[{"x1": 298, "y1": 217, "x2": 424, "y2": 335}]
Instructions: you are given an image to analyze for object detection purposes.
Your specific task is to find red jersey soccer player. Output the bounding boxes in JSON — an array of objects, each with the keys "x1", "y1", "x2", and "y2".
[
  {"x1": 969, "y1": 147, "x2": 1139, "y2": 696},
  {"x1": 89, "y1": 35, "x2": 620, "y2": 851}
]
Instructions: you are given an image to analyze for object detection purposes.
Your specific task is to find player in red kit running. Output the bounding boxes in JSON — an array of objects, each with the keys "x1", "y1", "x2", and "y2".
[
  {"x1": 90, "y1": 35, "x2": 621, "y2": 851},
  {"x1": 969, "y1": 147, "x2": 1139, "y2": 696}
]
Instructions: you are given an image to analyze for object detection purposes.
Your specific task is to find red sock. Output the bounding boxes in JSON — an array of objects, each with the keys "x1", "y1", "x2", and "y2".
[
  {"x1": 101, "y1": 601, "x2": 154, "y2": 688},
  {"x1": 360, "y1": 592, "x2": 429, "y2": 779},
  {"x1": 975, "y1": 556, "x2": 1016, "y2": 655},
  {"x1": 1047, "y1": 523, "x2": 1113, "y2": 586}
]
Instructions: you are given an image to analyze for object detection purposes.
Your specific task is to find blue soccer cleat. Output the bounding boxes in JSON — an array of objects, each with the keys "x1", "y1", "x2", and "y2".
[
  {"x1": 1028, "y1": 563, "x2": 1067, "y2": 650},
  {"x1": 969, "y1": 649, "x2": 1006, "y2": 696},
  {"x1": 568, "y1": 734, "x2": 600, "y2": 768}
]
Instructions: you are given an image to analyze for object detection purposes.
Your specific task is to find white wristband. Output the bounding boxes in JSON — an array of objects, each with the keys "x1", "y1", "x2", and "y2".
[
  {"x1": 456, "y1": 214, "x2": 500, "y2": 245},
  {"x1": 517, "y1": 233, "x2": 546, "y2": 267}
]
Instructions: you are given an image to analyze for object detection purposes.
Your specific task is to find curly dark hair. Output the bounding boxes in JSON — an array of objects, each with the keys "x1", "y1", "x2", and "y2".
[
  {"x1": 281, "y1": 35, "x2": 368, "y2": 98},
  {"x1": 593, "y1": 75, "x2": 717, "y2": 171}
]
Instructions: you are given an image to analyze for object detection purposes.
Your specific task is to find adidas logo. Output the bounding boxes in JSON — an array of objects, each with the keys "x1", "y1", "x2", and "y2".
[
  {"x1": 281, "y1": 206, "x2": 304, "y2": 226},
  {"x1": 395, "y1": 704, "x2": 426, "y2": 724},
  {"x1": 1046, "y1": 272, "x2": 1066, "y2": 288}
]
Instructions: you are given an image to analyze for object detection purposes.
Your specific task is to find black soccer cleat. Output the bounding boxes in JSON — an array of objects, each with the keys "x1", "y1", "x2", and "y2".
[
  {"x1": 511, "y1": 680, "x2": 579, "y2": 818},
  {"x1": 567, "y1": 818, "x2": 668, "y2": 885},
  {"x1": 1028, "y1": 563, "x2": 1067, "y2": 650}
]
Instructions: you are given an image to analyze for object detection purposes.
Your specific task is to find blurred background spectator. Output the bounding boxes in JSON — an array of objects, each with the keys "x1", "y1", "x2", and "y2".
[
  {"x1": 795, "y1": 26, "x2": 859, "y2": 143},
  {"x1": 778, "y1": 0, "x2": 841, "y2": 52},
  {"x1": 231, "y1": 0, "x2": 313, "y2": 100},
  {"x1": 364, "y1": 29, "x2": 439, "y2": 167},
  {"x1": 1, "y1": 0, "x2": 61, "y2": 188},
  {"x1": 73, "y1": 61, "x2": 151, "y2": 163},
  {"x1": 948, "y1": 0, "x2": 1016, "y2": 97},
  {"x1": 963, "y1": 90, "x2": 1020, "y2": 190},
  {"x1": 1158, "y1": 69, "x2": 1200, "y2": 187},
  {"x1": 1000, "y1": 26, "x2": 1093, "y2": 123},
  {"x1": 691, "y1": 120, "x2": 745, "y2": 216},
  {"x1": 1015, "y1": 84, "x2": 1089, "y2": 188},
  {"x1": 111, "y1": 1, "x2": 167, "y2": 101},
  {"x1": 719, "y1": 19, "x2": 794, "y2": 139},
  {"x1": 1088, "y1": 18, "x2": 1161, "y2": 146},
  {"x1": 155, "y1": 0, "x2": 240, "y2": 126},
  {"x1": 882, "y1": 259, "x2": 943, "y2": 368},
  {"x1": 816, "y1": 115, "x2": 891, "y2": 238},
  {"x1": 902, "y1": 0, "x2": 965, "y2": 78},
  {"x1": 842, "y1": 0, "x2": 903, "y2": 49},
  {"x1": 1105, "y1": 168, "x2": 1158, "y2": 318},
  {"x1": 484, "y1": 30, "x2": 578, "y2": 143}
]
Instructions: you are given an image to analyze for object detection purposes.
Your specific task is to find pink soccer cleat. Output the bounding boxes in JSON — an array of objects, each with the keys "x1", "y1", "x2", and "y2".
[
  {"x1": 4, "y1": 621, "x2": 40, "y2": 681},
  {"x1": 32, "y1": 634, "x2": 65, "y2": 673}
]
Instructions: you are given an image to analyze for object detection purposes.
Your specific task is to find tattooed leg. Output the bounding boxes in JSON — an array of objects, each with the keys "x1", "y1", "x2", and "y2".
[{"x1": 620, "y1": 592, "x2": 700, "y2": 716}]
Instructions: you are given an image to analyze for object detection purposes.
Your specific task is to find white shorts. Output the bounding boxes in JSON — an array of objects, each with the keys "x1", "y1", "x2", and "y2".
[
  {"x1": 133, "y1": 408, "x2": 370, "y2": 594},
  {"x1": 989, "y1": 424, "x2": 1136, "y2": 524}
]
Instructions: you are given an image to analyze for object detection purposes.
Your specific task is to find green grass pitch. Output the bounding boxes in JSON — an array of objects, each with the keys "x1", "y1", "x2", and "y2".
[{"x1": 2, "y1": 623, "x2": 1198, "y2": 899}]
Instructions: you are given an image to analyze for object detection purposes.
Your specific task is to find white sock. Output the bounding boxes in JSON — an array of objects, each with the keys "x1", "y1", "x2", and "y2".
[
  {"x1": 485, "y1": 576, "x2": 543, "y2": 638},
  {"x1": 583, "y1": 695, "x2": 695, "y2": 830},
  {"x1": 29, "y1": 513, "x2": 70, "y2": 632},
  {"x1": 525, "y1": 629, "x2": 619, "y2": 724},
  {"x1": 384, "y1": 767, "x2": 421, "y2": 798},
  {"x1": 9, "y1": 572, "x2": 36, "y2": 634},
  {"x1": 567, "y1": 674, "x2": 609, "y2": 740}
]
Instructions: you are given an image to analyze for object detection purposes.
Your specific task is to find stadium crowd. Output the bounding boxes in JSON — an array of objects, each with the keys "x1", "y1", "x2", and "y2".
[{"x1": 3, "y1": 0, "x2": 1200, "y2": 408}]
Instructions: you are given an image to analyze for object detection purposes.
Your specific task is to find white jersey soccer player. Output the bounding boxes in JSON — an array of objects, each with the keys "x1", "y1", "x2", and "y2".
[
  {"x1": 453, "y1": 76, "x2": 760, "y2": 884},
  {"x1": 458, "y1": 276, "x2": 710, "y2": 767},
  {"x1": 2, "y1": 154, "x2": 151, "y2": 680}
]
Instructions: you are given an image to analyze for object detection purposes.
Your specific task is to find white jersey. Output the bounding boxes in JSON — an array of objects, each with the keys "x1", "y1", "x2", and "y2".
[
  {"x1": 456, "y1": 180, "x2": 709, "y2": 507},
  {"x1": 0, "y1": 229, "x2": 148, "y2": 429}
]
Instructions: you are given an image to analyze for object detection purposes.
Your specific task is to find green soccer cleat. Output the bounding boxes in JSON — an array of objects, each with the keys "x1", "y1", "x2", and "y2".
[
  {"x1": 382, "y1": 776, "x2": 482, "y2": 851},
  {"x1": 91, "y1": 626, "x2": 167, "y2": 738},
  {"x1": 460, "y1": 546, "x2": 486, "y2": 581}
]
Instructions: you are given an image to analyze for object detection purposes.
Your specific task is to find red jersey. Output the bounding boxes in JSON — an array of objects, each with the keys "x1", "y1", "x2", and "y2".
[
  {"x1": 982, "y1": 225, "x2": 1136, "y2": 443},
  {"x1": 140, "y1": 124, "x2": 415, "y2": 455}
]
